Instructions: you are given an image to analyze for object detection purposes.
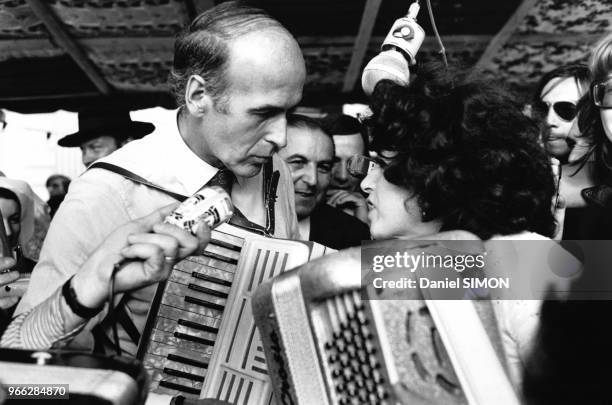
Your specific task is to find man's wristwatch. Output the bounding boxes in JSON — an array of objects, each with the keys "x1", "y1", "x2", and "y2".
[{"x1": 61, "y1": 275, "x2": 103, "y2": 318}]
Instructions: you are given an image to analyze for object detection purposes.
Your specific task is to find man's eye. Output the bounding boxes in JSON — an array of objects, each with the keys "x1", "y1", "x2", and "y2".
[
  {"x1": 319, "y1": 164, "x2": 332, "y2": 173},
  {"x1": 254, "y1": 110, "x2": 279, "y2": 120},
  {"x1": 289, "y1": 159, "x2": 305, "y2": 168}
]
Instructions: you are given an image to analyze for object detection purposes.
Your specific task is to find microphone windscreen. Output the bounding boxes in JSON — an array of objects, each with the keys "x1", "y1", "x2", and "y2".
[
  {"x1": 164, "y1": 186, "x2": 233, "y2": 234},
  {"x1": 361, "y1": 49, "x2": 410, "y2": 96}
]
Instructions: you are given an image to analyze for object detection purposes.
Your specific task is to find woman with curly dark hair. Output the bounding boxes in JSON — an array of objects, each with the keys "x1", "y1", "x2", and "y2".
[
  {"x1": 350, "y1": 63, "x2": 558, "y2": 392},
  {"x1": 360, "y1": 63, "x2": 557, "y2": 241}
]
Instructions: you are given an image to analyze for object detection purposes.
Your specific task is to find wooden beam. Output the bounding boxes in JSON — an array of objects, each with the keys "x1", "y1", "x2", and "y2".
[
  {"x1": 471, "y1": 0, "x2": 540, "y2": 76},
  {"x1": 192, "y1": 0, "x2": 215, "y2": 15},
  {"x1": 342, "y1": 0, "x2": 383, "y2": 93},
  {"x1": 0, "y1": 92, "x2": 100, "y2": 102},
  {"x1": 25, "y1": 0, "x2": 112, "y2": 95},
  {"x1": 186, "y1": 0, "x2": 215, "y2": 20}
]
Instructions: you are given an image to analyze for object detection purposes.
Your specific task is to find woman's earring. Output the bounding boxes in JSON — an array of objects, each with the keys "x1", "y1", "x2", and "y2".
[{"x1": 421, "y1": 209, "x2": 430, "y2": 222}]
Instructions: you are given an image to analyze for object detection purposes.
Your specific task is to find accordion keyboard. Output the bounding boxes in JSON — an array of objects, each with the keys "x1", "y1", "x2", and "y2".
[{"x1": 141, "y1": 229, "x2": 245, "y2": 398}]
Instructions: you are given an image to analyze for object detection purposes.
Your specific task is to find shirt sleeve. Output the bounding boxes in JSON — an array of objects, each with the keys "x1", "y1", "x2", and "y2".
[
  {"x1": 8, "y1": 171, "x2": 132, "y2": 350},
  {"x1": 0, "y1": 288, "x2": 88, "y2": 349},
  {"x1": 14, "y1": 170, "x2": 132, "y2": 317}
]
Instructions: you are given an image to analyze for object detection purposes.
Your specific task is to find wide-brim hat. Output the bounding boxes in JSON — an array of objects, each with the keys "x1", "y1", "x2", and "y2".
[{"x1": 58, "y1": 108, "x2": 155, "y2": 147}]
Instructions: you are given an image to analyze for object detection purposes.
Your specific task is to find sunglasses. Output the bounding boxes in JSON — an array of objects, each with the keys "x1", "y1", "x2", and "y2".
[
  {"x1": 533, "y1": 101, "x2": 578, "y2": 121},
  {"x1": 593, "y1": 78, "x2": 612, "y2": 108}
]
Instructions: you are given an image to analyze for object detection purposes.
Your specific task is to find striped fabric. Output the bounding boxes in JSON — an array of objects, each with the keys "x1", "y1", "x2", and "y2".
[{"x1": 1, "y1": 288, "x2": 85, "y2": 349}]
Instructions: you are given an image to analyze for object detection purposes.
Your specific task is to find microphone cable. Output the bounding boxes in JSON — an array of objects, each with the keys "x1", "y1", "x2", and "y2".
[
  {"x1": 109, "y1": 260, "x2": 125, "y2": 356},
  {"x1": 424, "y1": 0, "x2": 448, "y2": 68}
]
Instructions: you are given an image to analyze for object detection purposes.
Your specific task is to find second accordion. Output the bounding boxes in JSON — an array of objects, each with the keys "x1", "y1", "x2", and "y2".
[{"x1": 253, "y1": 235, "x2": 520, "y2": 405}]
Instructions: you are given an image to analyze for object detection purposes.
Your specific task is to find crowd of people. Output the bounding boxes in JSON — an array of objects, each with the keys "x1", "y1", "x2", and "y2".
[{"x1": 0, "y1": 1, "x2": 611, "y2": 403}]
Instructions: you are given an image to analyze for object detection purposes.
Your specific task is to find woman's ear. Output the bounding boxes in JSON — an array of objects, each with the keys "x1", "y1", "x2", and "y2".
[{"x1": 185, "y1": 74, "x2": 214, "y2": 117}]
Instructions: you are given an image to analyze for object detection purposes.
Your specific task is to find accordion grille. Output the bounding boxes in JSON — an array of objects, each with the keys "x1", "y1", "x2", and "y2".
[{"x1": 318, "y1": 290, "x2": 392, "y2": 405}]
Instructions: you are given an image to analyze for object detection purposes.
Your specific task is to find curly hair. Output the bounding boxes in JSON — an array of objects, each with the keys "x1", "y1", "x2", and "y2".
[{"x1": 363, "y1": 63, "x2": 557, "y2": 240}]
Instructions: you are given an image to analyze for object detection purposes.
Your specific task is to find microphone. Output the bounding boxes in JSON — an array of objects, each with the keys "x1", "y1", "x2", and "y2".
[
  {"x1": 164, "y1": 186, "x2": 234, "y2": 234},
  {"x1": 361, "y1": 1, "x2": 425, "y2": 96}
]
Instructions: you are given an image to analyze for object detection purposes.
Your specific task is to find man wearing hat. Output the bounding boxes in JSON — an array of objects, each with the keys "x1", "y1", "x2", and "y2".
[{"x1": 58, "y1": 108, "x2": 154, "y2": 167}]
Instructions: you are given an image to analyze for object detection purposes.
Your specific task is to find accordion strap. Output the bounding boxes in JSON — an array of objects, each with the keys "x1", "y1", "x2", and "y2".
[{"x1": 89, "y1": 162, "x2": 188, "y2": 202}]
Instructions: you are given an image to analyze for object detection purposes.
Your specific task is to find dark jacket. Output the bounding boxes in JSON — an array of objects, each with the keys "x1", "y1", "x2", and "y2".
[
  {"x1": 563, "y1": 185, "x2": 612, "y2": 240},
  {"x1": 309, "y1": 204, "x2": 370, "y2": 249}
]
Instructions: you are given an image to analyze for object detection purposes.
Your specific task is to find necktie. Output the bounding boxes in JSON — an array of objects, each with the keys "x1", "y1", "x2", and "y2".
[{"x1": 205, "y1": 169, "x2": 265, "y2": 232}]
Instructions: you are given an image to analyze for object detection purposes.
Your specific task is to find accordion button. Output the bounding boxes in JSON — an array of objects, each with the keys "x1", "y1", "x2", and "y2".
[{"x1": 376, "y1": 386, "x2": 388, "y2": 399}]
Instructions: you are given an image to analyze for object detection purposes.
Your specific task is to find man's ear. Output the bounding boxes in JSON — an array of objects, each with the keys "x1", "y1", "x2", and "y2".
[
  {"x1": 119, "y1": 137, "x2": 134, "y2": 147},
  {"x1": 185, "y1": 74, "x2": 214, "y2": 117}
]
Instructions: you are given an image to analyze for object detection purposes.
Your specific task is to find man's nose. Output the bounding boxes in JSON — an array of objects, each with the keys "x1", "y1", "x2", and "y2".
[
  {"x1": 546, "y1": 106, "x2": 560, "y2": 127},
  {"x1": 302, "y1": 164, "x2": 317, "y2": 187},
  {"x1": 82, "y1": 153, "x2": 93, "y2": 167},
  {"x1": 334, "y1": 163, "x2": 349, "y2": 182},
  {"x1": 264, "y1": 115, "x2": 288, "y2": 150}
]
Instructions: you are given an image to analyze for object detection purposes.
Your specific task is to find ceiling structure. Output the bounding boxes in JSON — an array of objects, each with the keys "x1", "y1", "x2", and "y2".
[{"x1": 0, "y1": 0, "x2": 610, "y2": 113}]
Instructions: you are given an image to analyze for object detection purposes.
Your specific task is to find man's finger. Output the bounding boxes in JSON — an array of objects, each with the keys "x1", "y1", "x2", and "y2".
[
  {"x1": 127, "y1": 232, "x2": 180, "y2": 259},
  {"x1": 0, "y1": 296, "x2": 19, "y2": 309},
  {"x1": 0, "y1": 270, "x2": 20, "y2": 284},
  {"x1": 134, "y1": 203, "x2": 181, "y2": 230},
  {"x1": 0, "y1": 257, "x2": 16, "y2": 270},
  {"x1": 193, "y1": 222, "x2": 211, "y2": 253}
]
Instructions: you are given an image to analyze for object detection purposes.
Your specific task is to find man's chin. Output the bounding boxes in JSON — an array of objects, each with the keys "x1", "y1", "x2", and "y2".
[
  {"x1": 231, "y1": 162, "x2": 265, "y2": 178},
  {"x1": 295, "y1": 199, "x2": 316, "y2": 217},
  {"x1": 546, "y1": 142, "x2": 570, "y2": 158}
]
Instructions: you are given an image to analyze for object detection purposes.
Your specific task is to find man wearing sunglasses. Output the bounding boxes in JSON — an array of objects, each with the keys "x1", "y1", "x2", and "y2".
[{"x1": 533, "y1": 64, "x2": 590, "y2": 162}]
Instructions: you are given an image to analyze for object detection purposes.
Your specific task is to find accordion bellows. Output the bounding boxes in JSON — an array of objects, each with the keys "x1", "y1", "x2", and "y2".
[{"x1": 253, "y1": 235, "x2": 520, "y2": 405}]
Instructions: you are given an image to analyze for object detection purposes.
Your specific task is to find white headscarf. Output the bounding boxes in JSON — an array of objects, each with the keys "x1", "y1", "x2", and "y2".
[{"x1": 0, "y1": 177, "x2": 50, "y2": 261}]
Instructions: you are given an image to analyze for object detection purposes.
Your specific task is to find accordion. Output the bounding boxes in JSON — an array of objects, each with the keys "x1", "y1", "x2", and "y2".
[
  {"x1": 0, "y1": 348, "x2": 147, "y2": 405},
  {"x1": 138, "y1": 223, "x2": 333, "y2": 403},
  {"x1": 253, "y1": 236, "x2": 520, "y2": 405}
]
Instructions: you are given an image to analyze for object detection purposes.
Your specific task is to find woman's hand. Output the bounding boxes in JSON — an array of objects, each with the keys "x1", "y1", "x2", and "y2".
[
  {"x1": 0, "y1": 257, "x2": 20, "y2": 309},
  {"x1": 71, "y1": 204, "x2": 210, "y2": 310}
]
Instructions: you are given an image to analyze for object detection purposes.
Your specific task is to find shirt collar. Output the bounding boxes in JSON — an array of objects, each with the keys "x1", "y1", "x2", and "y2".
[
  {"x1": 165, "y1": 109, "x2": 218, "y2": 195},
  {"x1": 98, "y1": 109, "x2": 220, "y2": 196}
]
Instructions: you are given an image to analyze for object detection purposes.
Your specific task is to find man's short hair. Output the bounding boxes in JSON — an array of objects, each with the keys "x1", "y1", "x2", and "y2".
[
  {"x1": 169, "y1": 1, "x2": 285, "y2": 110},
  {"x1": 321, "y1": 113, "x2": 368, "y2": 154},
  {"x1": 45, "y1": 174, "x2": 71, "y2": 190},
  {"x1": 534, "y1": 63, "x2": 591, "y2": 103},
  {"x1": 287, "y1": 114, "x2": 334, "y2": 154}
]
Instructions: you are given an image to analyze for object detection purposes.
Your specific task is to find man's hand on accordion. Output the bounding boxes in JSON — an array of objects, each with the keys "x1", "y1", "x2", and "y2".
[{"x1": 70, "y1": 204, "x2": 211, "y2": 312}]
